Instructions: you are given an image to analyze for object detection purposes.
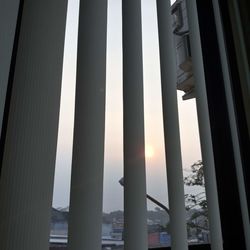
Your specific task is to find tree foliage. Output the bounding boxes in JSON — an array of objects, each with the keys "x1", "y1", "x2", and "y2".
[
  {"x1": 184, "y1": 161, "x2": 209, "y2": 232},
  {"x1": 184, "y1": 160, "x2": 204, "y2": 187}
]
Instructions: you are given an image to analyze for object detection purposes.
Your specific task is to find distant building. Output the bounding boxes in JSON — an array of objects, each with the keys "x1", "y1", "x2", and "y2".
[
  {"x1": 172, "y1": 0, "x2": 195, "y2": 100},
  {"x1": 51, "y1": 208, "x2": 68, "y2": 236}
]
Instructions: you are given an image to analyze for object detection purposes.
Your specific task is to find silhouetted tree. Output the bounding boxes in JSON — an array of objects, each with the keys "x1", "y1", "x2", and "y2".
[{"x1": 184, "y1": 161, "x2": 209, "y2": 235}]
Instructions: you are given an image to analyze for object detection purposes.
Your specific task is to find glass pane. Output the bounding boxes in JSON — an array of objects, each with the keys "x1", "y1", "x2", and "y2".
[
  {"x1": 102, "y1": 0, "x2": 124, "y2": 249},
  {"x1": 142, "y1": 0, "x2": 170, "y2": 248},
  {"x1": 50, "y1": 0, "x2": 79, "y2": 248}
]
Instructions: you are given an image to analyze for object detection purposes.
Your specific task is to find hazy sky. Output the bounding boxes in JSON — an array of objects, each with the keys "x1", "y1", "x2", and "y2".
[{"x1": 52, "y1": 0, "x2": 202, "y2": 213}]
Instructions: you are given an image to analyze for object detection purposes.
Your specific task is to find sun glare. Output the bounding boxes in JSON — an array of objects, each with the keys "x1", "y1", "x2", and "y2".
[{"x1": 145, "y1": 145, "x2": 155, "y2": 158}]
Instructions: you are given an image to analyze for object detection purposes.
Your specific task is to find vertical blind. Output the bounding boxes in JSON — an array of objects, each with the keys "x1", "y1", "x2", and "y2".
[
  {"x1": 0, "y1": 1, "x2": 68, "y2": 250},
  {"x1": 0, "y1": 1, "x2": 249, "y2": 250}
]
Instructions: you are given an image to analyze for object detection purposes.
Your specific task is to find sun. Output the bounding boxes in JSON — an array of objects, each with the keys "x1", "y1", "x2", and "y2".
[{"x1": 145, "y1": 145, "x2": 155, "y2": 158}]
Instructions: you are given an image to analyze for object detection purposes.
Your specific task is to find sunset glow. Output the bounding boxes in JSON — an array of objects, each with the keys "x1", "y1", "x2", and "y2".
[{"x1": 145, "y1": 145, "x2": 155, "y2": 158}]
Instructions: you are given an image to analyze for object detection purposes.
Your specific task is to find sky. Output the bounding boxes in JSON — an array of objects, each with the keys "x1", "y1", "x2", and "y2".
[{"x1": 52, "y1": 0, "x2": 202, "y2": 213}]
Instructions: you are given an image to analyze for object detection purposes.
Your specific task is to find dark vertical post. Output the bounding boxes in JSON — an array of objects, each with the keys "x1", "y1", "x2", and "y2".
[
  {"x1": 212, "y1": 0, "x2": 250, "y2": 248},
  {"x1": 195, "y1": 0, "x2": 246, "y2": 249},
  {"x1": 186, "y1": 1, "x2": 223, "y2": 250}
]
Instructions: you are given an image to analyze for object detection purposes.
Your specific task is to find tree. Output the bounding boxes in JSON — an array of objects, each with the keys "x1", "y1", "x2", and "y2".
[
  {"x1": 184, "y1": 160, "x2": 207, "y2": 211},
  {"x1": 184, "y1": 161, "x2": 209, "y2": 239},
  {"x1": 184, "y1": 160, "x2": 205, "y2": 187}
]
